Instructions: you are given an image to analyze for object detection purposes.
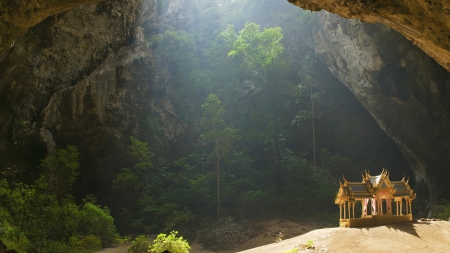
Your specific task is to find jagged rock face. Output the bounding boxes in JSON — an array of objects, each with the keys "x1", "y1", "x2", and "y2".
[
  {"x1": 305, "y1": 12, "x2": 450, "y2": 212},
  {"x1": 0, "y1": 0, "x2": 105, "y2": 61},
  {"x1": 288, "y1": 0, "x2": 450, "y2": 73},
  {"x1": 0, "y1": 0, "x2": 190, "y2": 195},
  {"x1": 3, "y1": 1, "x2": 449, "y2": 71}
]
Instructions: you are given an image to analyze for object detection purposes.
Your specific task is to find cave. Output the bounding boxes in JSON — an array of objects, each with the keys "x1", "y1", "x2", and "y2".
[{"x1": 1, "y1": 0, "x2": 450, "y2": 251}]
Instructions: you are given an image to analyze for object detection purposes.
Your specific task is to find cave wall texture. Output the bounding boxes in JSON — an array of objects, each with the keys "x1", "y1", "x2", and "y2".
[
  {"x1": 0, "y1": 0, "x2": 450, "y2": 213},
  {"x1": 0, "y1": 0, "x2": 193, "y2": 197},
  {"x1": 0, "y1": 0, "x2": 105, "y2": 62},
  {"x1": 303, "y1": 11, "x2": 450, "y2": 213},
  {"x1": 288, "y1": 0, "x2": 450, "y2": 73}
]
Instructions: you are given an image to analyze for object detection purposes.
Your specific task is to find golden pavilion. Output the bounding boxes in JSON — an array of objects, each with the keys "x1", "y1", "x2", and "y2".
[{"x1": 335, "y1": 169, "x2": 416, "y2": 228}]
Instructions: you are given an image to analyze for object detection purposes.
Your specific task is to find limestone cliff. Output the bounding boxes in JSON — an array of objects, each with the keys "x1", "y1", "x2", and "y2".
[
  {"x1": 0, "y1": 0, "x2": 190, "y2": 196},
  {"x1": 4, "y1": 1, "x2": 448, "y2": 71},
  {"x1": 288, "y1": 0, "x2": 450, "y2": 73},
  {"x1": 304, "y1": 12, "x2": 450, "y2": 213},
  {"x1": 0, "y1": 0, "x2": 105, "y2": 61}
]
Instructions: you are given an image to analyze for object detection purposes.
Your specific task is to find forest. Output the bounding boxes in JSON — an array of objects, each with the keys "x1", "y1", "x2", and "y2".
[{"x1": 1, "y1": 0, "x2": 442, "y2": 252}]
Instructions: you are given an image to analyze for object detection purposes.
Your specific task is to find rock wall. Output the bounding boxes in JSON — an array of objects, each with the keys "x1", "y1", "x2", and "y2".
[
  {"x1": 288, "y1": 0, "x2": 450, "y2": 73},
  {"x1": 0, "y1": 0, "x2": 190, "y2": 196},
  {"x1": 0, "y1": 0, "x2": 105, "y2": 61},
  {"x1": 304, "y1": 12, "x2": 450, "y2": 213}
]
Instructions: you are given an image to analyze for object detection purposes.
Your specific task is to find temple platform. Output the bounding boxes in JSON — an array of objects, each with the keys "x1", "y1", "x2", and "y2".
[{"x1": 339, "y1": 214, "x2": 412, "y2": 228}]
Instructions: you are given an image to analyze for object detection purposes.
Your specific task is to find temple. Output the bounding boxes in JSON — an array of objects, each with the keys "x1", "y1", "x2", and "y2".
[{"x1": 335, "y1": 169, "x2": 416, "y2": 228}]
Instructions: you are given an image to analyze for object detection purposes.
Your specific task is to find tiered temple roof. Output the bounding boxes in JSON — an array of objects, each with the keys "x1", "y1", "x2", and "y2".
[
  {"x1": 335, "y1": 168, "x2": 416, "y2": 227},
  {"x1": 391, "y1": 180, "x2": 416, "y2": 198},
  {"x1": 335, "y1": 169, "x2": 415, "y2": 204}
]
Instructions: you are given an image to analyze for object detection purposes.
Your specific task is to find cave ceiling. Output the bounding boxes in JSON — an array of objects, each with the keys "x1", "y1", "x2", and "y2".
[
  {"x1": 1, "y1": 0, "x2": 449, "y2": 72},
  {"x1": 288, "y1": 0, "x2": 450, "y2": 72}
]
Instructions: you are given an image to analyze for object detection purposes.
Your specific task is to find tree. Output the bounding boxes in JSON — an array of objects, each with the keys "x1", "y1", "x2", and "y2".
[
  {"x1": 111, "y1": 136, "x2": 163, "y2": 234},
  {"x1": 0, "y1": 146, "x2": 118, "y2": 252},
  {"x1": 224, "y1": 22, "x2": 290, "y2": 185},
  {"x1": 228, "y1": 22, "x2": 284, "y2": 73},
  {"x1": 39, "y1": 145, "x2": 79, "y2": 201},
  {"x1": 293, "y1": 53, "x2": 320, "y2": 173},
  {"x1": 201, "y1": 94, "x2": 240, "y2": 221}
]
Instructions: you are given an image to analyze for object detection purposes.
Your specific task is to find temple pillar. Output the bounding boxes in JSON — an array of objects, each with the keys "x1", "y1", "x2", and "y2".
[
  {"x1": 352, "y1": 202, "x2": 355, "y2": 218},
  {"x1": 347, "y1": 201, "x2": 351, "y2": 218},
  {"x1": 406, "y1": 199, "x2": 409, "y2": 214},
  {"x1": 344, "y1": 201, "x2": 347, "y2": 219},
  {"x1": 381, "y1": 198, "x2": 384, "y2": 214},
  {"x1": 409, "y1": 200, "x2": 412, "y2": 216},
  {"x1": 340, "y1": 203, "x2": 342, "y2": 219},
  {"x1": 400, "y1": 199, "x2": 403, "y2": 215}
]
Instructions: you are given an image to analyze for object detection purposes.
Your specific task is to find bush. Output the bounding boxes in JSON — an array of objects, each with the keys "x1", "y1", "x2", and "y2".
[
  {"x1": 435, "y1": 199, "x2": 450, "y2": 220},
  {"x1": 0, "y1": 146, "x2": 119, "y2": 253},
  {"x1": 128, "y1": 235, "x2": 151, "y2": 253},
  {"x1": 69, "y1": 235, "x2": 102, "y2": 253},
  {"x1": 149, "y1": 231, "x2": 190, "y2": 253},
  {"x1": 77, "y1": 203, "x2": 118, "y2": 247}
]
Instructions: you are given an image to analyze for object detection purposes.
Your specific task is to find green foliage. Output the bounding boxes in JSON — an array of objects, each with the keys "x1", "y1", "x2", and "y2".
[
  {"x1": 228, "y1": 22, "x2": 284, "y2": 70},
  {"x1": 112, "y1": 137, "x2": 182, "y2": 235},
  {"x1": 163, "y1": 208, "x2": 196, "y2": 233},
  {"x1": 435, "y1": 199, "x2": 450, "y2": 220},
  {"x1": 110, "y1": 4, "x2": 341, "y2": 240},
  {"x1": 69, "y1": 235, "x2": 102, "y2": 253},
  {"x1": 148, "y1": 28, "x2": 199, "y2": 87},
  {"x1": 319, "y1": 149, "x2": 350, "y2": 178},
  {"x1": 128, "y1": 235, "x2": 151, "y2": 253},
  {"x1": 112, "y1": 137, "x2": 156, "y2": 233},
  {"x1": 0, "y1": 146, "x2": 118, "y2": 252},
  {"x1": 149, "y1": 231, "x2": 190, "y2": 253},
  {"x1": 279, "y1": 240, "x2": 314, "y2": 253},
  {"x1": 2, "y1": 2, "x2": 375, "y2": 252},
  {"x1": 201, "y1": 94, "x2": 225, "y2": 133},
  {"x1": 130, "y1": 136, "x2": 154, "y2": 170},
  {"x1": 201, "y1": 94, "x2": 240, "y2": 220},
  {"x1": 39, "y1": 145, "x2": 80, "y2": 201},
  {"x1": 78, "y1": 203, "x2": 118, "y2": 247},
  {"x1": 279, "y1": 247, "x2": 299, "y2": 253},
  {"x1": 305, "y1": 240, "x2": 314, "y2": 248}
]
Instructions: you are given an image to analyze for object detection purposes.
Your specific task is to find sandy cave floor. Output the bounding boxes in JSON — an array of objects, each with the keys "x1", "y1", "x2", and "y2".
[
  {"x1": 99, "y1": 219, "x2": 450, "y2": 253},
  {"x1": 239, "y1": 220, "x2": 450, "y2": 253}
]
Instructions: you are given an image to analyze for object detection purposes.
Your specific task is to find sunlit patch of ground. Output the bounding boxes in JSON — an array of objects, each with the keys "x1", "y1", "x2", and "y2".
[{"x1": 239, "y1": 220, "x2": 450, "y2": 253}]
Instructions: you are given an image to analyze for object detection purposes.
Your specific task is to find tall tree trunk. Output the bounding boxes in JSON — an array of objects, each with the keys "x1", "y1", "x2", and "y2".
[
  {"x1": 215, "y1": 134, "x2": 221, "y2": 221},
  {"x1": 311, "y1": 83, "x2": 316, "y2": 173},
  {"x1": 217, "y1": 155, "x2": 220, "y2": 221},
  {"x1": 273, "y1": 107, "x2": 282, "y2": 186}
]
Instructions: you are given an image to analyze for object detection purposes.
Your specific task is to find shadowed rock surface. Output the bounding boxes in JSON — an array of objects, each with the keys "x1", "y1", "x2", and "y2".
[{"x1": 288, "y1": 0, "x2": 450, "y2": 73}]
